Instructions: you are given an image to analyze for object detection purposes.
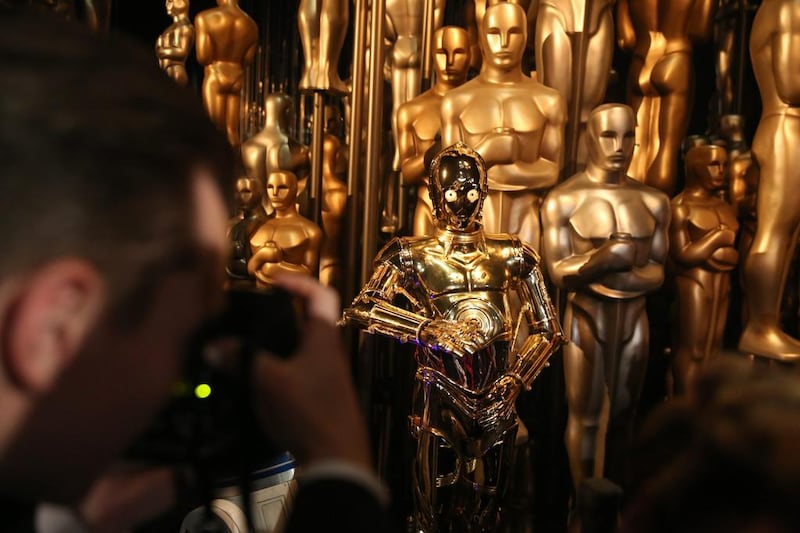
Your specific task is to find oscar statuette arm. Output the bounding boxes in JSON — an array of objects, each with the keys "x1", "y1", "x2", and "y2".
[
  {"x1": 440, "y1": 92, "x2": 465, "y2": 148},
  {"x1": 669, "y1": 203, "x2": 736, "y2": 268},
  {"x1": 434, "y1": 0, "x2": 446, "y2": 29},
  {"x1": 478, "y1": 92, "x2": 566, "y2": 191},
  {"x1": 397, "y1": 103, "x2": 428, "y2": 186},
  {"x1": 157, "y1": 25, "x2": 195, "y2": 61},
  {"x1": 541, "y1": 191, "x2": 615, "y2": 288},
  {"x1": 527, "y1": 0, "x2": 539, "y2": 30},
  {"x1": 595, "y1": 193, "x2": 671, "y2": 294},
  {"x1": 303, "y1": 225, "x2": 322, "y2": 276},
  {"x1": 244, "y1": 36, "x2": 258, "y2": 68},
  {"x1": 292, "y1": 144, "x2": 312, "y2": 181},
  {"x1": 193, "y1": 15, "x2": 212, "y2": 66},
  {"x1": 248, "y1": 242, "x2": 311, "y2": 286},
  {"x1": 622, "y1": 192, "x2": 671, "y2": 293}
]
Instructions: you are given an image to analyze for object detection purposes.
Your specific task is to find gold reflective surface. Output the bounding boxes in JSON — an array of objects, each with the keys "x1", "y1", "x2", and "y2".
[
  {"x1": 396, "y1": 26, "x2": 470, "y2": 237},
  {"x1": 241, "y1": 93, "x2": 311, "y2": 215},
  {"x1": 298, "y1": 0, "x2": 349, "y2": 94},
  {"x1": 319, "y1": 107, "x2": 347, "y2": 287},
  {"x1": 738, "y1": 0, "x2": 800, "y2": 361},
  {"x1": 670, "y1": 144, "x2": 738, "y2": 395},
  {"x1": 617, "y1": 0, "x2": 717, "y2": 195},
  {"x1": 248, "y1": 170, "x2": 322, "y2": 287},
  {"x1": 719, "y1": 114, "x2": 759, "y2": 268},
  {"x1": 156, "y1": 0, "x2": 194, "y2": 87},
  {"x1": 195, "y1": 0, "x2": 258, "y2": 147},
  {"x1": 442, "y1": 2, "x2": 566, "y2": 250},
  {"x1": 343, "y1": 143, "x2": 563, "y2": 531},
  {"x1": 542, "y1": 104, "x2": 670, "y2": 488},
  {"x1": 536, "y1": 0, "x2": 615, "y2": 171},
  {"x1": 386, "y1": 0, "x2": 445, "y2": 172},
  {"x1": 465, "y1": 0, "x2": 536, "y2": 73}
]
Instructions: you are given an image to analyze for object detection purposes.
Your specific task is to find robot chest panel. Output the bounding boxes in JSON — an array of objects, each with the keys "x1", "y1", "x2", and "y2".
[
  {"x1": 415, "y1": 255, "x2": 510, "y2": 296},
  {"x1": 459, "y1": 93, "x2": 541, "y2": 135},
  {"x1": 431, "y1": 293, "x2": 509, "y2": 341},
  {"x1": 569, "y1": 194, "x2": 655, "y2": 241}
]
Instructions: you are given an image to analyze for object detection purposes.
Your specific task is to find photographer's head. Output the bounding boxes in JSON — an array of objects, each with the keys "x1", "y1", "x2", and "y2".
[{"x1": 0, "y1": 12, "x2": 232, "y2": 503}]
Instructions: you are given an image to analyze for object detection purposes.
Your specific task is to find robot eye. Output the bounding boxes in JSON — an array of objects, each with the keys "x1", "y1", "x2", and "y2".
[
  {"x1": 445, "y1": 190, "x2": 458, "y2": 202},
  {"x1": 466, "y1": 189, "x2": 479, "y2": 202}
]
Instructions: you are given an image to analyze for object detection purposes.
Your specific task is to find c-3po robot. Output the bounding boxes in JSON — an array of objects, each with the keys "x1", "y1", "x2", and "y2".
[{"x1": 342, "y1": 143, "x2": 564, "y2": 531}]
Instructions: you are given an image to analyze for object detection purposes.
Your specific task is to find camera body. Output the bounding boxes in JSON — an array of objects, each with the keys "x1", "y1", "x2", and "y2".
[{"x1": 127, "y1": 287, "x2": 300, "y2": 482}]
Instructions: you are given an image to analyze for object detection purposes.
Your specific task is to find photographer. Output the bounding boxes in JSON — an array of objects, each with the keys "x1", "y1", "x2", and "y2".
[{"x1": 0, "y1": 11, "x2": 391, "y2": 532}]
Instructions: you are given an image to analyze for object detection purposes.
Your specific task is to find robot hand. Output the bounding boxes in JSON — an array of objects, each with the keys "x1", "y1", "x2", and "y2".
[
  {"x1": 477, "y1": 374, "x2": 521, "y2": 431},
  {"x1": 418, "y1": 318, "x2": 489, "y2": 357}
]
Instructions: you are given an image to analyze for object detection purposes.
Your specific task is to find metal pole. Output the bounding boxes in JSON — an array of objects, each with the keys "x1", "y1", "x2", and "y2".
[
  {"x1": 734, "y1": 0, "x2": 751, "y2": 115},
  {"x1": 420, "y1": 0, "x2": 436, "y2": 94},
  {"x1": 345, "y1": 0, "x2": 369, "y2": 305},
  {"x1": 362, "y1": 0, "x2": 386, "y2": 285},
  {"x1": 309, "y1": 91, "x2": 325, "y2": 229}
]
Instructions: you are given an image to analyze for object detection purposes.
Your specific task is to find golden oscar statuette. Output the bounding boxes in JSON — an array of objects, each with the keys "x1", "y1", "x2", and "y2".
[
  {"x1": 542, "y1": 104, "x2": 670, "y2": 488},
  {"x1": 156, "y1": 0, "x2": 194, "y2": 87},
  {"x1": 669, "y1": 144, "x2": 738, "y2": 395},
  {"x1": 248, "y1": 171, "x2": 322, "y2": 287},
  {"x1": 442, "y1": 2, "x2": 566, "y2": 250},
  {"x1": 195, "y1": 0, "x2": 258, "y2": 147},
  {"x1": 396, "y1": 25, "x2": 470, "y2": 236}
]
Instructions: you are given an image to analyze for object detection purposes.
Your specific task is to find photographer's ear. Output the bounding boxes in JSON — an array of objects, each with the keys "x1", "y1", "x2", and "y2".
[{"x1": 1, "y1": 259, "x2": 105, "y2": 393}]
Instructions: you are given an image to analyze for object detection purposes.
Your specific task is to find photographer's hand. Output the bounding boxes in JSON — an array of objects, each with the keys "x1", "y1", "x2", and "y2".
[
  {"x1": 252, "y1": 274, "x2": 371, "y2": 471},
  {"x1": 78, "y1": 465, "x2": 176, "y2": 533}
]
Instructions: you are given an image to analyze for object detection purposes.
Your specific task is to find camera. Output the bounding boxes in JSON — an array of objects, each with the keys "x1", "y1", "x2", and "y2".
[{"x1": 126, "y1": 286, "x2": 300, "y2": 484}]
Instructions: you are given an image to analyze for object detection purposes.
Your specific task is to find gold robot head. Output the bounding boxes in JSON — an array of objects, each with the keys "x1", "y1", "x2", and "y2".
[{"x1": 428, "y1": 142, "x2": 488, "y2": 231}]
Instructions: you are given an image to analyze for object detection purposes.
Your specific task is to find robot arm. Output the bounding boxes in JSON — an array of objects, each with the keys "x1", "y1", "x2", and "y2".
[
  {"x1": 342, "y1": 259, "x2": 430, "y2": 343},
  {"x1": 342, "y1": 240, "x2": 489, "y2": 356},
  {"x1": 507, "y1": 244, "x2": 565, "y2": 389},
  {"x1": 478, "y1": 244, "x2": 564, "y2": 427}
]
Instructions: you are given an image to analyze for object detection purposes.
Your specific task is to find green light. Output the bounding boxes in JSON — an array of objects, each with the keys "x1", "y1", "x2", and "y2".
[{"x1": 194, "y1": 383, "x2": 212, "y2": 399}]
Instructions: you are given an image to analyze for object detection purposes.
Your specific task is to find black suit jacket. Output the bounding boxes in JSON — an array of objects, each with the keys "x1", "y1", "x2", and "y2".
[{"x1": 287, "y1": 479, "x2": 402, "y2": 533}]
